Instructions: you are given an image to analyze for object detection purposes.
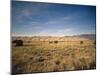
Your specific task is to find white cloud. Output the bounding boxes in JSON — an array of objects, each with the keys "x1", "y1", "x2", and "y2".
[
  {"x1": 21, "y1": 9, "x2": 32, "y2": 17},
  {"x1": 57, "y1": 28, "x2": 72, "y2": 32}
]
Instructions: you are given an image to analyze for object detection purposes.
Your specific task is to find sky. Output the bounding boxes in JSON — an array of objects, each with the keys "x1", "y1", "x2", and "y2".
[{"x1": 11, "y1": 1, "x2": 96, "y2": 36}]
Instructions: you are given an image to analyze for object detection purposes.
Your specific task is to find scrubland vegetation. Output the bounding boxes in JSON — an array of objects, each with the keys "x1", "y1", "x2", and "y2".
[{"x1": 12, "y1": 36, "x2": 96, "y2": 74}]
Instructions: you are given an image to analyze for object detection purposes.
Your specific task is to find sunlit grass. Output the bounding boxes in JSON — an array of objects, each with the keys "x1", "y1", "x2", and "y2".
[{"x1": 12, "y1": 37, "x2": 96, "y2": 74}]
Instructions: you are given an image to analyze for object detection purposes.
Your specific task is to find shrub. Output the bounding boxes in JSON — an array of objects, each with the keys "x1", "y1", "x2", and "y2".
[
  {"x1": 55, "y1": 60, "x2": 60, "y2": 65},
  {"x1": 12, "y1": 40, "x2": 17, "y2": 43},
  {"x1": 27, "y1": 41, "x2": 31, "y2": 43},
  {"x1": 80, "y1": 41, "x2": 83, "y2": 44},
  {"x1": 54, "y1": 41, "x2": 58, "y2": 44},
  {"x1": 12, "y1": 40, "x2": 23, "y2": 46},
  {"x1": 49, "y1": 41, "x2": 53, "y2": 44}
]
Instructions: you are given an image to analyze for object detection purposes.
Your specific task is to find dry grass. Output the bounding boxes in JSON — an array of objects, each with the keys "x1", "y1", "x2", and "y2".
[{"x1": 12, "y1": 37, "x2": 96, "y2": 74}]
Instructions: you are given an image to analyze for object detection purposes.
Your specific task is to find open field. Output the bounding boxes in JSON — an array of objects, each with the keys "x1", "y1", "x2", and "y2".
[{"x1": 12, "y1": 36, "x2": 96, "y2": 74}]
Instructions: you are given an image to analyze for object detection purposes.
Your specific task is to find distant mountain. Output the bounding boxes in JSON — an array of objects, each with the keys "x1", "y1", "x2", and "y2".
[{"x1": 65, "y1": 34, "x2": 96, "y2": 40}]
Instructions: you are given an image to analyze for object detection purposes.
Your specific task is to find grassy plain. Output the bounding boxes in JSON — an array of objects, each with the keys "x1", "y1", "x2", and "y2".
[{"x1": 12, "y1": 36, "x2": 96, "y2": 74}]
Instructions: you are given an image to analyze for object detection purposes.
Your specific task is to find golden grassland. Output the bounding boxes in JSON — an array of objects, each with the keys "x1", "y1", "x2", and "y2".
[{"x1": 12, "y1": 37, "x2": 96, "y2": 74}]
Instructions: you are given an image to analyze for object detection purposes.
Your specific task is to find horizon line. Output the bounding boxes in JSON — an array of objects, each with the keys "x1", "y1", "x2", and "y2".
[{"x1": 12, "y1": 33, "x2": 96, "y2": 37}]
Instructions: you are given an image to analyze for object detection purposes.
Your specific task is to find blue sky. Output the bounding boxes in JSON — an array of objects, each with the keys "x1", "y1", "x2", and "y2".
[{"x1": 12, "y1": 1, "x2": 96, "y2": 36}]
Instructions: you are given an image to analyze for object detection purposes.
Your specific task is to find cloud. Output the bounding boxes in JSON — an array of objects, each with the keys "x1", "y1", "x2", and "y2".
[
  {"x1": 57, "y1": 28, "x2": 72, "y2": 32},
  {"x1": 62, "y1": 16, "x2": 72, "y2": 20},
  {"x1": 21, "y1": 9, "x2": 32, "y2": 17},
  {"x1": 32, "y1": 27, "x2": 74, "y2": 36},
  {"x1": 44, "y1": 16, "x2": 72, "y2": 26}
]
